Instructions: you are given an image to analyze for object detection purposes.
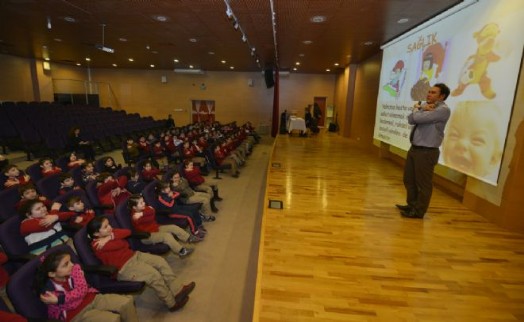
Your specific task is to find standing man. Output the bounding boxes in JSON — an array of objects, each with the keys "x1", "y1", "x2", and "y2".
[{"x1": 396, "y1": 83, "x2": 451, "y2": 219}]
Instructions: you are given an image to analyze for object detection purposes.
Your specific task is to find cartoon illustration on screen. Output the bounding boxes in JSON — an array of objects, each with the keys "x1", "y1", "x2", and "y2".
[
  {"x1": 410, "y1": 43, "x2": 446, "y2": 101},
  {"x1": 451, "y1": 23, "x2": 500, "y2": 99},
  {"x1": 383, "y1": 60, "x2": 406, "y2": 97}
]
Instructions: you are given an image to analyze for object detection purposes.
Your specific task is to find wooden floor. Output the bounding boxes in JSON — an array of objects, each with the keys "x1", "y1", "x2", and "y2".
[{"x1": 253, "y1": 132, "x2": 524, "y2": 322}]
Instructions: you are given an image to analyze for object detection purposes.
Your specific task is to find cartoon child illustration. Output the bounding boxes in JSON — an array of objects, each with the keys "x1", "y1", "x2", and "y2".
[
  {"x1": 451, "y1": 23, "x2": 500, "y2": 99},
  {"x1": 411, "y1": 42, "x2": 446, "y2": 101},
  {"x1": 383, "y1": 60, "x2": 405, "y2": 97},
  {"x1": 441, "y1": 101, "x2": 503, "y2": 180}
]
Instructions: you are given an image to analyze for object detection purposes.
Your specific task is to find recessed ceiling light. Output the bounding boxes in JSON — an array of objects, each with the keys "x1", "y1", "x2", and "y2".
[
  {"x1": 364, "y1": 41, "x2": 374, "y2": 46},
  {"x1": 150, "y1": 64, "x2": 155, "y2": 68},
  {"x1": 293, "y1": 67, "x2": 297, "y2": 71},
  {"x1": 151, "y1": 50, "x2": 158, "y2": 54},
  {"x1": 189, "y1": 65, "x2": 194, "y2": 68},
  {"x1": 152, "y1": 15, "x2": 169, "y2": 22},
  {"x1": 85, "y1": 57, "x2": 91, "y2": 61},
  {"x1": 64, "y1": 16, "x2": 76, "y2": 23},
  {"x1": 54, "y1": 38, "x2": 62, "y2": 42},
  {"x1": 119, "y1": 37, "x2": 127, "y2": 42},
  {"x1": 128, "y1": 58, "x2": 134, "y2": 62},
  {"x1": 76, "y1": 63, "x2": 81, "y2": 66},
  {"x1": 334, "y1": 63, "x2": 339, "y2": 66},
  {"x1": 299, "y1": 53, "x2": 305, "y2": 57},
  {"x1": 397, "y1": 18, "x2": 409, "y2": 24},
  {"x1": 221, "y1": 60, "x2": 226, "y2": 64},
  {"x1": 295, "y1": 62, "x2": 300, "y2": 66},
  {"x1": 112, "y1": 63, "x2": 117, "y2": 67},
  {"x1": 173, "y1": 59, "x2": 179, "y2": 63},
  {"x1": 302, "y1": 40, "x2": 313, "y2": 45},
  {"x1": 326, "y1": 68, "x2": 331, "y2": 72},
  {"x1": 310, "y1": 15, "x2": 326, "y2": 23},
  {"x1": 230, "y1": 66, "x2": 234, "y2": 70},
  {"x1": 189, "y1": 38, "x2": 197, "y2": 43},
  {"x1": 208, "y1": 51, "x2": 215, "y2": 55},
  {"x1": 44, "y1": 57, "x2": 50, "y2": 61}
]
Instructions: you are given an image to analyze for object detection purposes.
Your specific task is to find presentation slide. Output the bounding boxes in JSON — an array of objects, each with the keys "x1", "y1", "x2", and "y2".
[{"x1": 373, "y1": 0, "x2": 524, "y2": 185}]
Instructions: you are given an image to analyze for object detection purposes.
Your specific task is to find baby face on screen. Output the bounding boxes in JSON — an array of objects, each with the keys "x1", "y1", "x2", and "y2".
[{"x1": 442, "y1": 101, "x2": 503, "y2": 178}]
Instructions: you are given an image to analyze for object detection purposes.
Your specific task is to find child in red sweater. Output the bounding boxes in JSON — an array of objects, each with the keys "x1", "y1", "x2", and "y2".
[
  {"x1": 213, "y1": 145, "x2": 239, "y2": 178},
  {"x1": 58, "y1": 173, "x2": 80, "y2": 195},
  {"x1": 87, "y1": 216, "x2": 195, "y2": 311},
  {"x1": 16, "y1": 183, "x2": 53, "y2": 211},
  {"x1": 183, "y1": 160, "x2": 222, "y2": 201},
  {"x1": 20, "y1": 200, "x2": 74, "y2": 255},
  {"x1": 67, "y1": 151, "x2": 86, "y2": 169},
  {"x1": 66, "y1": 196, "x2": 95, "y2": 227},
  {"x1": 96, "y1": 173, "x2": 130, "y2": 213},
  {"x1": 128, "y1": 194, "x2": 199, "y2": 258},
  {"x1": 40, "y1": 158, "x2": 62, "y2": 177},
  {"x1": 3, "y1": 164, "x2": 31, "y2": 188},
  {"x1": 140, "y1": 161, "x2": 161, "y2": 182}
]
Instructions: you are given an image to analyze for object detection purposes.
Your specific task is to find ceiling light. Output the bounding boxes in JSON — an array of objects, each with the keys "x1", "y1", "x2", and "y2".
[
  {"x1": 302, "y1": 40, "x2": 313, "y2": 45},
  {"x1": 241, "y1": 34, "x2": 247, "y2": 42},
  {"x1": 85, "y1": 57, "x2": 91, "y2": 61},
  {"x1": 189, "y1": 38, "x2": 197, "y2": 43},
  {"x1": 174, "y1": 68, "x2": 204, "y2": 74},
  {"x1": 364, "y1": 41, "x2": 374, "y2": 46},
  {"x1": 233, "y1": 21, "x2": 239, "y2": 30},
  {"x1": 54, "y1": 38, "x2": 62, "y2": 42},
  {"x1": 326, "y1": 68, "x2": 331, "y2": 72},
  {"x1": 208, "y1": 51, "x2": 215, "y2": 55},
  {"x1": 334, "y1": 63, "x2": 339, "y2": 66},
  {"x1": 397, "y1": 18, "x2": 409, "y2": 24},
  {"x1": 47, "y1": 16, "x2": 52, "y2": 30},
  {"x1": 189, "y1": 65, "x2": 194, "y2": 68},
  {"x1": 119, "y1": 37, "x2": 128, "y2": 42},
  {"x1": 64, "y1": 16, "x2": 76, "y2": 23},
  {"x1": 221, "y1": 60, "x2": 226, "y2": 64},
  {"x1": 295, "y1": 62, "x2": 300, "y2": 66},
  {"x1": 151, "y1": 50, "x2": 158, "y2": 54},
  {"x1": 128, "y1": 58, "x2": 134, "y2": 62},
  {"x1": 76, "y1": 63, "x2": 81, "y2": 66},
  {"x1": 150, "y1": 64, "x2": 155, "y2": 68},
  {"x1": 44, "y1": 57, "x2": 50, "y2": 61},
  {"x1": 174, "y1": 59, "x2": 179, "y2": 63},
  {"x1": 310, "y1": 15, "x2": 326, "y2": 23},
  {"x1": 112, "y1": 63, "x2": 117, "y2": 67},
  {"x1": 146, "y1": 45, "x2": 150, "y2": 50},
  {"x1": 293, "y1": 67, "x2": 297, "y2": 71},
  {"x1": 230, "y1": 66, "x2": 234, "y2": 70},
  {"x1": 299, "y1": 53, "x2": 305, "y2": 57},
  {"x1": 152, "y1": 15, "x2": 168, "y2": 22}
]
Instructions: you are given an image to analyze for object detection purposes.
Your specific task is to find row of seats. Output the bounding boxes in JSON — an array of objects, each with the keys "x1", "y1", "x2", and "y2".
[{"x1": 0, "y1": 101, "x2": 165, "y2": 159}]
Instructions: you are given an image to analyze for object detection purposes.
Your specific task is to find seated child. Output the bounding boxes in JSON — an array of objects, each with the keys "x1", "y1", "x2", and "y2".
[
  {"x1": 16, "y1": 183, "x2": 53, "y2": 211},
  {"x1": 35, "y1": 249, "x2": 139, "y2": 322},
  {"x1": 3, "y1": 164, "x2": 31, "y2": 188},
  {"x1": 126, "y1": 169, "x2": 146, "y2": 194},
  {"x1": 170, "y1": 171, "x2": 218, "y2": 215},
  {"x1": 125, "y1": 138, "x2": 140, "y2": 162},
  {"x1": 128, "y1": 194, "x2": 199, "y2": 258},
  {"x1": 102, "y1": 157, "x2": 122, "y2": 175},
  {"x1": 137, "y1": 136, "x2": 150, "y2": 158},
  {"x1": 59, "y1": 173, "x2": 80, "y2": 195},
  {"x1": 151, "y1": 141, "x2": 168, "y2": 167},
  {"x1": 141, "y1": 161, "x2": 161, "y2": 183},
  {"x1": 183, "y1": 160, "x2": 222, "y2": 201},
  {"x1": 87, "y1": 216, "x2": 195, "y2": 311},
  {"x1": 213, "y1": 145, "x2": 239, "y2": 178},
  {"x1": 96, "y1": 173, "x2": 130, "y2": 212},
  {"x1": 20, "y1": 200, "x2": 74, "y2": 255},
  {"x1": 67, "y1": 151, "x2": 86, "y2": 169},
  {"x1": 40, "y1": 157, "x2": 62, "y2": 177},
  {"x1": 156, "y1": 181, "x2": 210, "y2": 234},
  {"x1": 81, "y1": 161, "x2": 100, "y2": 185},
  {"x1": 66, "y1": 196, "x2": 95, "y2": 227}
]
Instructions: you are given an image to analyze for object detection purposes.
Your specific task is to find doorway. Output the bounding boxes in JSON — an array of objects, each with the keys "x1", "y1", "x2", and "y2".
[{"x1": 313, "y1": 97, "x2": 327, "y2": 127}]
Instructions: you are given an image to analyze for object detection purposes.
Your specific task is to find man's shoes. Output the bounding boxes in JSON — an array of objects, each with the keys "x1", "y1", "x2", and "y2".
[
  {"x1": 178, "y1": 248, "x2": 194, "y2": 258},
  {"x1": 400, "y1": 209, "x2": 424, "y2": 219},
  {"x1": 174, "y1": 281, "x2": 196, "y2": 303},
  {"x1": 395, "y1": 204, "x2": 411, "y2": 211},
  {"x1": 169, "y1": 296, "x2": 190, "y2": 312}
]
